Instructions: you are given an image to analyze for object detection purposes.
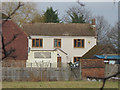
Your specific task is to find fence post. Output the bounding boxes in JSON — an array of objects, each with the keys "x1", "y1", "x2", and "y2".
[
  {"x1": 50, "y1": 63, "x2": 52, "y2": 80},
  {"x1": 31, "y1": 63, "x2": 32, "y2": 71},
  {"x1": 80, "y1": 61, "x2": 82, "y2": 80},
  {"x1": 50, "y1": 63, "x2": 52, "y2": 68}
]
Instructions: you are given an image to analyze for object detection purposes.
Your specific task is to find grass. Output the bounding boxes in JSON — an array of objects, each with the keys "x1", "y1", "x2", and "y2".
[{"x1": 2, "y1": 80, "x2": 119, "y2": 88}]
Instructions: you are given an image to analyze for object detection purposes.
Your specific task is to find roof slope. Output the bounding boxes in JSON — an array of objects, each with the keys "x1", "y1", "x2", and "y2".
[
  {"x1": 81, "y1": 45, "x2": 117, "y2": 59},
  {"x1": 2, "y1": 20, "x2": 28, "y2": 60},
  {"x1": 23, "y1": 23, "x2": 95, "y2": 36},
  {"x1": 95, "y1": 55, "x2": 120, "y2": 59}
]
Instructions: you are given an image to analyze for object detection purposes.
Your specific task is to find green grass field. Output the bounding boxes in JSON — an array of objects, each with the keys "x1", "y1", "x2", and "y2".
[{"x1": 2, "y1": 80, "x2": 119, "y2": 88}]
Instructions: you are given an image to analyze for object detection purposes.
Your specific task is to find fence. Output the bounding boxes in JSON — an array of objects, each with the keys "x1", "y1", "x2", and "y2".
[
  {"x1": 2, "y1": 66, "x2": 80, "y2": 81},
  {"x1": 2, "y1": 60, "x2": 26, "y2": 67},
  {"x1": 105, "y1": 64, "x2": 119, "y2": 77},
  {"x1": 2, "y1": 60, "x2": 119, "y2": 81}
]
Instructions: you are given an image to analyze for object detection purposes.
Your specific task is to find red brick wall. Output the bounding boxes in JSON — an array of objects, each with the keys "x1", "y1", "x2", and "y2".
[
  {"x1": 2, "y1": 60, "x2": 26, "y2": 67},
  {"x1": 80, "y1": 59, "x2": 105, "y2": 79},
  {"x1": 82, "y1": 68, "x2": 105, "y2": 79},
  {"x1": 2, "y1": 20, "x2": 28, "y2": 60}
]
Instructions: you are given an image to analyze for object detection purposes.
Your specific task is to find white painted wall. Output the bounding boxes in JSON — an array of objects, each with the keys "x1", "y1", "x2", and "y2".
[
  {"x1": 26, "y1": 50, "x2": 57, "y2": 67},
  {"x1": 27, "y1": 36, "x2": 96, "y2": 67}
]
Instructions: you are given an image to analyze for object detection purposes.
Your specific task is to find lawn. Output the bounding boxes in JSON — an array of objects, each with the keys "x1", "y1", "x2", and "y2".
[{"x1": 2, "y1": 80, "x2": 119, "y2": 88}]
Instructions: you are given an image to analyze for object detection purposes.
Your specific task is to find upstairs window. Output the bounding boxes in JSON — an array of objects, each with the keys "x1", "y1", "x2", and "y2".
[
  {"x1": 73, "y1": 57, "x2": 81, "y2": 63},
  {"x1": 74, "y1": 39, "x2": 84, "y2": 48},
  {"x1": 54, "y1": 39, "x2": 61, "y2": 48},
  {"x1": 32, "y1": 39, "x2": 43, "y2": 47}
]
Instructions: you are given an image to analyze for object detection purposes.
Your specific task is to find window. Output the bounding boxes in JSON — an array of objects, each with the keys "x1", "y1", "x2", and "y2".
[
  {"x1": 73, "y1": 57, "x2": 80, "y2": 63},
  {"x1": 54, "y1": 39, "x2": 61, "y2": 48},
  {"x1": 32, "y1": 39, "x2": 43, "y2": 47},
  {"x1": 74, "y1": 39, "x2": 84, "y2": 48},
  {"x1": 104, "y1": 62, "x2": 109, "y2": 64}
]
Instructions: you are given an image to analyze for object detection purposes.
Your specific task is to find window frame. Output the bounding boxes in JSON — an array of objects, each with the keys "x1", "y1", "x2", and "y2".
[
  {"x1": 32, "y1": 39, "x2": 43, "y2": 48},
  {"x1": 54, "y1": 39, "x2": 61, "y2": 48},
  {"x1": 73, "y1": 57, "x2": 81, "y2": 63},
  {"x1": 74, "y1": 39, "x2": 84, "y2": 48}
]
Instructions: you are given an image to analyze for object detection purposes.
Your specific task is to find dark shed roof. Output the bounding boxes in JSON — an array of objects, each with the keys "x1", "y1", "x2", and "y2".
[
  {"x1": 22, "y1": 23, "x2": 96, "y2": 36},
  {"x1": 81, "y1": 45, "x2": 117, "y2": 59}
]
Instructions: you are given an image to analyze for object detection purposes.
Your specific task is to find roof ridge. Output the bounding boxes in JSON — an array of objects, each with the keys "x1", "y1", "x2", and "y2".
[
  {"x1": 25, "y1": 23, "x2": 90, "y2": 25},
  {"x1": 23, "y1": 23, "x2": 95, "y2": 36}
]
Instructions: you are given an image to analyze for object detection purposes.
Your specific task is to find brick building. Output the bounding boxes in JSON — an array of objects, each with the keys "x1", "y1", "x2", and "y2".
[{"x1": 1, "y1": 13, "x2": 28, "y2": 67}]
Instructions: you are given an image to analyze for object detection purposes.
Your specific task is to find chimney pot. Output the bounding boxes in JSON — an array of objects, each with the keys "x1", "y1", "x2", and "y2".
[{"x1": 91, "y1": 18, "x2": 96, "y2": 30}]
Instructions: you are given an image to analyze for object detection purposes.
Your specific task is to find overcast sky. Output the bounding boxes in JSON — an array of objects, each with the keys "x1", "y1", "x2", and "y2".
[{"x1": 36, "y1": 2, "x2": 118, "y2": 26}]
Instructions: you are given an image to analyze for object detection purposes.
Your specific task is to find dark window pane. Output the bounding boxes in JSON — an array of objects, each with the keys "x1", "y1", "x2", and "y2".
[
  {"x1": 40, "y1": 39, "x2": 43, "y2": 47},
  {"x1": 54, "y1": 39, "x2": 61, "y2": 48},
  {"x1": 36, "y1": 39, "x2": 39, "y2": 47},
  {"x1": 58, "y1": 42, "x2": 61, "y2": 47},
  {"x1": 74, "y1": 57, "x2": 76, "y2": 62},
  {"x1": 78, "y1": 42, "x2": 81, "y2": 47},
  {"x1": 78, "y1": 39, "x2": 80, "y2": 41},
  {"x1": 78, "y1": 57, "x2": 81, "y2": 61},
  {"x1": 82, "y1": 39, "x2": 84, "y2": 47},
  {"x1": 74, "y1": 40, "x2": 76, "y2": 47},
  {"x1": 32, "y1": 39, "x2": 35, "y2": 47},
  {"x1": 54, "y1": 39, "x2": 57, "y2": 47}
]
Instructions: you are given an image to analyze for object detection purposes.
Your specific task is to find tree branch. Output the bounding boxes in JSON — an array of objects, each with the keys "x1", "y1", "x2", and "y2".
[
  {"x1": 4, "y1": 34, "x2": 19, "y2": 46},
  {"x1": 1, "y1": 2, "x2": 24, "y2": 60},
  {"x1": 100, "y1": 72, "x2": 120, "y2": 90},
  {"x1": 2, "y1": 2, "x2": 24, "y2": 25},
  {"x1": 2, "y1": 48, "x2": 15, "y2": 60}
]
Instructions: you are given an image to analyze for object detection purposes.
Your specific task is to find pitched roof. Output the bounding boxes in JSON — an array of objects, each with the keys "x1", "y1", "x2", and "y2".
[
  {"x1": 81, "y1": 45, "x2": 117, "y2": 59},
  {"x1": 2, "y1": 20, "x2": 28, "y2": 60},
  {"x1": 95, "y1": 55, "x2": 120, "y2": 60},
  {"x1": 22, "y1": 23, "x2": 95, "y2": 36}
]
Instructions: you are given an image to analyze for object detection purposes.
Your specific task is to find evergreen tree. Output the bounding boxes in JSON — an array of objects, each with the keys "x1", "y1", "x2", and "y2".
[
  {"x1": 71, "y1": 13, "x2": 85, "y2": 23},
  {"x1": 44, "y1": 7, "x2": 59, "y2": 23},
  {"x1": 64, "y1": 6, "x2": 91, "y2": 23}
]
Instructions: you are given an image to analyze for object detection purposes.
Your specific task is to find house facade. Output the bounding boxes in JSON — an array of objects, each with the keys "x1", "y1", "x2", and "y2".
[{"x1": 23, "y1": 19, "x2": 96, "y2": 68}]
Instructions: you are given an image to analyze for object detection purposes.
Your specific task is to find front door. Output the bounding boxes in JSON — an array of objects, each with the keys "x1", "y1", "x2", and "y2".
[{"x1": 57, "y1": 57, "x2": 61, "y2": 68}]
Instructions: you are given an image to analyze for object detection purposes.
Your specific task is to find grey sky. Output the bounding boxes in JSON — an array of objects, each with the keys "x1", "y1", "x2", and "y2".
[{"x1": 36, "y1": 2, "x2": 118, "y2": 26}]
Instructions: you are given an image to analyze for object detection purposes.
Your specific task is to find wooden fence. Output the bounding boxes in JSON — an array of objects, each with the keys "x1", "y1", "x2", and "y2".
[
  {"x1": 2, "y1": 60, "x2": 119, "y2": 81},
  {"x1": 105, "y1": 64, "x2": 119, "y2": 77},
  {"x1": 2, "y1": 67, "x2": 80, "y2": 81}
]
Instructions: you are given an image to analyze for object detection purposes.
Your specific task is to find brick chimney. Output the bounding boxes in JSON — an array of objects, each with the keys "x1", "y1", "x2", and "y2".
[{"x1": 91, "y1": 18, "x2": 96, "y2": 30}]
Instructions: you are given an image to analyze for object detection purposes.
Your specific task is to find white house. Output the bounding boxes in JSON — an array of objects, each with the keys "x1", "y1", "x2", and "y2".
[{"x1": 23, "y1": 19, "x2": 97, "y2": 68}]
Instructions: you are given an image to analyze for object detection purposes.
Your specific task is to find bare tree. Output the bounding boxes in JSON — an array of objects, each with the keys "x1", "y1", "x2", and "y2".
[
  {"x1": 63, "y1": 5, "x2": 92, "y2": 23},
  {"x1": 95, "y1": 16, "x2": 111, "y2": 44},
  {"x1": 2, "y1": 2, "x2": 37, "y2": 27},
  {"x1": 1, "y1": 2, "x2": 24, "y2": 60},
  {"x1": 106, "y1": 22, "x2": 119, "y2": 49}
]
